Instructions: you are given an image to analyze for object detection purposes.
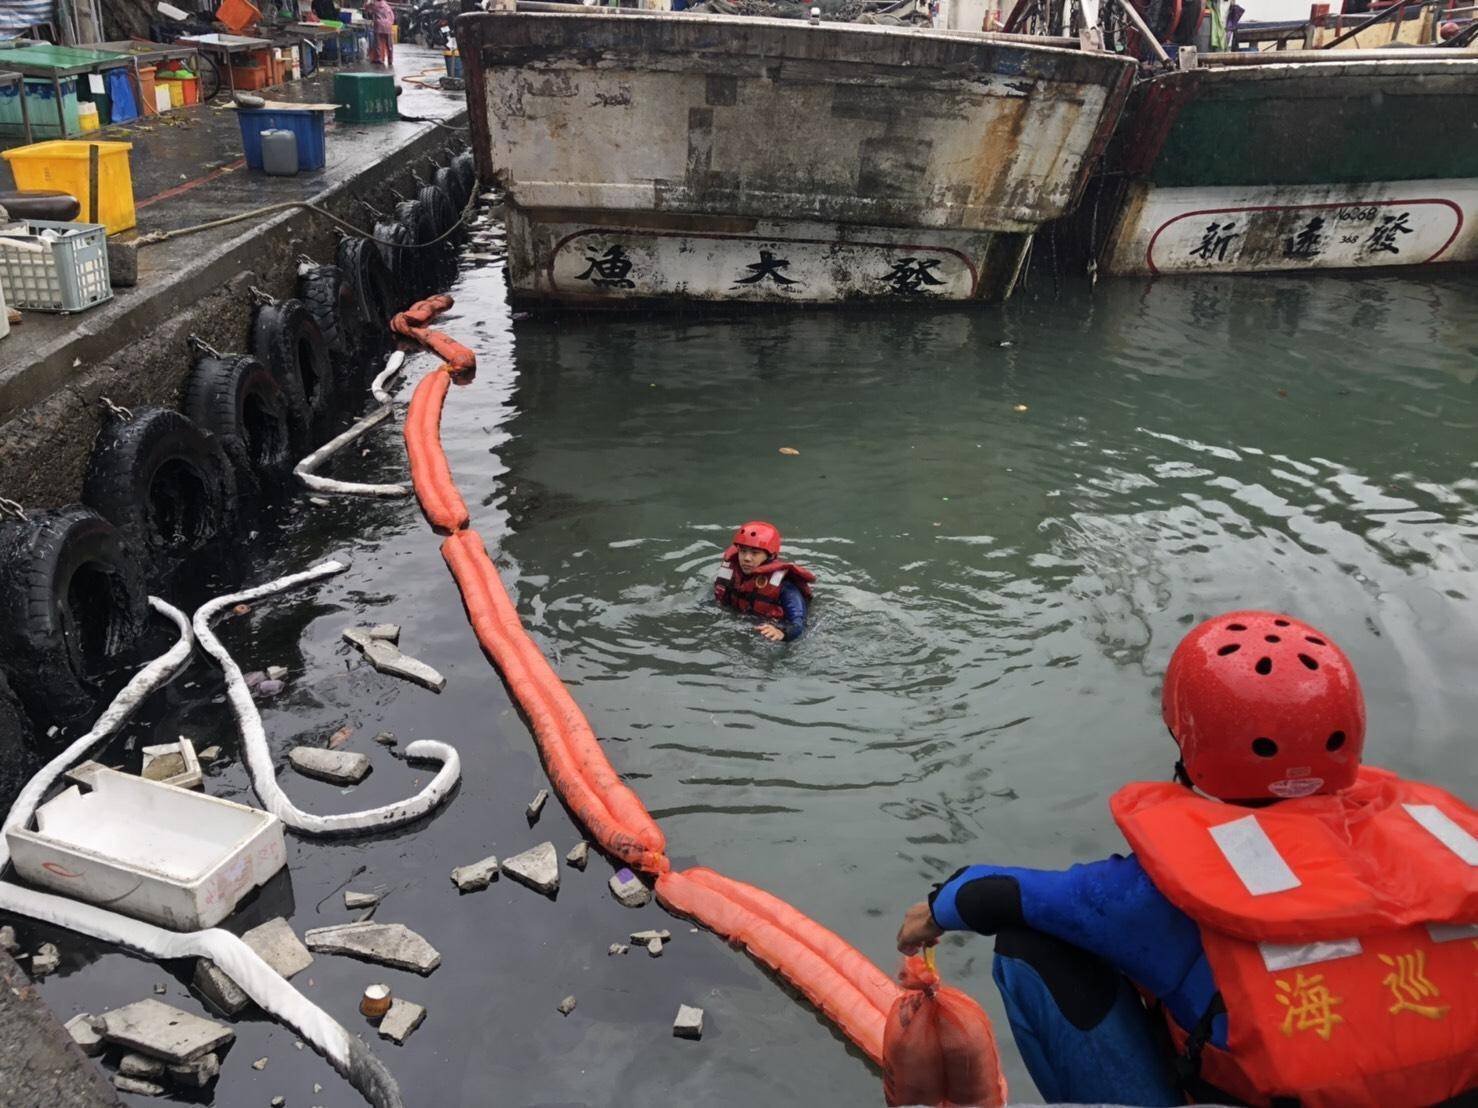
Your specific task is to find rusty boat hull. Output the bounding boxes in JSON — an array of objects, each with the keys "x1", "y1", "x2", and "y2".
[
  {"x1": 459, "y1": 11, "x2": 1136, "y2": 307},
  {"x1": 1096, "y1": 53, "x2": 1478, "y2": 278}
]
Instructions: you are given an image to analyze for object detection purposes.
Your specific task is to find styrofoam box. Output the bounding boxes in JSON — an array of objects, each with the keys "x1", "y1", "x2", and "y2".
[{"x1": 7, "y1": 767, "x2": 286, "y2": 930}]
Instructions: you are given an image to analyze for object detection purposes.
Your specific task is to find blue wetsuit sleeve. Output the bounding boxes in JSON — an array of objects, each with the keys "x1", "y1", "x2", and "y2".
[
  {"x1": 778, "y1": 580, "x2": 808, "y2": 641},
  {"x1": 930, "y1": 855, "x2": 1215, "y2": 1035}
]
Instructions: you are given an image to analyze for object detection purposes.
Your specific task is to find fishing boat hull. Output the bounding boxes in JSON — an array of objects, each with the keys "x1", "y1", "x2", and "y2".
[
  {"x1": 1098, "y1": 55, "x2": 1478, "y2": 276},
  {"x1": 460, "y1": 11, "x2": 1136, "y2": 307}
]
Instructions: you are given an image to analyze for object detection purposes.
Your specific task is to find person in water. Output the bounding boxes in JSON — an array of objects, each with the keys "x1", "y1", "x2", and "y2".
[
  {"x1": 897, "y1": 610, "x2": 1478, "y2": 1107},
  {"x1": 713, "y1": 521, "x2": 814, "y2": 642}
]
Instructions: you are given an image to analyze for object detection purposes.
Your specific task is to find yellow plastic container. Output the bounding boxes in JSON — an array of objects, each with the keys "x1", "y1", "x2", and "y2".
[
  {"x1": 1, "y1": 140, "x2": 137, "y2": 234},
  {"x1": 161, "y1": 77, "x2": 184, "y2": 108},
  {"x1": 77, "y1": 102, "x2": 100, "y2": 132}
]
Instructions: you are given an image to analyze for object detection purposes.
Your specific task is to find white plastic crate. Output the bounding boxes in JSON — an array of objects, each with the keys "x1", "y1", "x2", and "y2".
[{"x1": 0, "y1": 219, "x2": 112, "y2": 313}]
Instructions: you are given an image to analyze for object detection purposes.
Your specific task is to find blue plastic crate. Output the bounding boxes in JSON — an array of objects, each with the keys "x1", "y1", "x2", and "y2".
[
  {"x1": 237, "y1": 108, "x2": 326, "y2": 172},
  {"x1": 104, "y1": 68, "x2": 138, "y2": 125}
]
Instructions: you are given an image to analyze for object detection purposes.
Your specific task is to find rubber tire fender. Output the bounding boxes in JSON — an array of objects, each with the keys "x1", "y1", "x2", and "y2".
[
  {"x1": 433, "y1": 165, "x2": 465, "y2": 213},
  {"x1": 337, "y1": 235, "x2": 395, "y2": 338},
  {"x1": 252, "y1": 298, "x2": 334, "y2": 447},
  {"x1": 0, "y1": 505, "x2": 146, "y2": 727},
  {"x1": 452, "y1": 151, "x2": 476, "y2": 202},
  {"x1": 395, "y1": 198, "x2": 437, "y2": 296},
  {"x1": 82, "y1": 407, "x2": 237, "y2": 579},
  {"x1": 418, "y1": 183, "x2": 458, "y2": 241},
  {"x1": 182, "y1": 352, "x2": 295, "y2": 490},
  {"x1": 373, "y1": 219, "x2": 412, "y2": 313},
  {"x1": 297, "y1": 263, "x2": 352, "y2": 356}
]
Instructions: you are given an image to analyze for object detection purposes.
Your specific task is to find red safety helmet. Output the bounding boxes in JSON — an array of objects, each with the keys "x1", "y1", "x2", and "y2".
[
  {"x1": 731, "y1": 520, "x2": 782, "y2": 557},
  {"x1": 1162, "y1": 610, "x2": 1365, "y2": 802}
]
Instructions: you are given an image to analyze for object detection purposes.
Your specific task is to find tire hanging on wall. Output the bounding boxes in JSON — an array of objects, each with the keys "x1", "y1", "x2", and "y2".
[
  {"x1": 373, "y1": 220, "x2": 413, "y2": 311},
  {"x1": 253, "y1": 298, "x2": 334, "y2": 447},
  {"x1": 82, "y1": 406, "x2": 236, "y2": 581},
  {"x1": 0, "y1": 668, "x2": 41, "y2": 796},
  {"x1": 0, "y1": 505, "x2": 147, "y2": 727},
  {"x1": 182, "y1": 352, "x2": 296, "y2": 491},
  {"x1": 418, "y1": 183, "x2": 458, "y2": 241},
  {"x1": 451, "y1": 151, "x2": 476, "y2": 203},
  {"x1": 338, "y1": 235, "x2": 395, "y2": 339},
  {"x1": 434, "y1": 165, "x2": 465, "y2": 214},
  {"x1": 395, "y1": 199, "x2": 438, "y2": 298},
  {"x1": 298, "y1": 263, "x2": 352, "y2": 358}
]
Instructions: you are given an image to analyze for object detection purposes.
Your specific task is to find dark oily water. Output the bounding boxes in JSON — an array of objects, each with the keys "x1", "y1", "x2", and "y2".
[{"x1": 16, "y1": 259, "x2": 1478, "y2": 1107}]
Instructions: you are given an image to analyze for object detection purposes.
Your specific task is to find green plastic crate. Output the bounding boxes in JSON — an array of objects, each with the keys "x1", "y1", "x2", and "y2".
[{"x1": 333, "y1": 72, "x2": 396, "y2": 124}]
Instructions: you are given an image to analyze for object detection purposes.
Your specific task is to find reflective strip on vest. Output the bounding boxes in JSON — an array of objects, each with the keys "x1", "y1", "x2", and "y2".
[
  {"x1": 1426, "y1": 921, "x2": 1478, "y2": 944},
  {"x1": 768, "y1": 569, "x2": 786, "y2": 587},
  {"x1": 1403, "y1": 803, "x2": 1478, "y2": 864},
  {"x1": 1208, "y1": 815, "x2": 1301, "y2": 896},
  {"x1": 715, "y1": 568, "x2": 733, "y2": 581},
  {"x1": 1258, "y1": 937, "x2": 1363, "y2": 972}
]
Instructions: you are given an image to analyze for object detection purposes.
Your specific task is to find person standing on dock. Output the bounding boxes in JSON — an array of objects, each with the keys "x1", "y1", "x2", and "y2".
[
  {"x1": 897, "y1": 611, "x2": 1478, "y2": 1107},
  {"x1": 364, "y1": 0, "x2": 396, "y2": 65},
  {"x1": 713, "y1": 521, "x2": 814, "y2": 642}
]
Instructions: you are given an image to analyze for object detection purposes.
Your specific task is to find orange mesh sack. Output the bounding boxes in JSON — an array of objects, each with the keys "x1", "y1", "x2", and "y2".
[{"x1": 883, "y1": 954, "x2": 1007, "y2": 1108}]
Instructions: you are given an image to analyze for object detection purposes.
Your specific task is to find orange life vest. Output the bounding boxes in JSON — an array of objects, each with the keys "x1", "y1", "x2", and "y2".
[
  {"x1": 713, "y1": 552, "x2": 814, "y2": 622},
  {"x1": 1111, "y1": 767, "x2": 1478, "y2": 1108}
]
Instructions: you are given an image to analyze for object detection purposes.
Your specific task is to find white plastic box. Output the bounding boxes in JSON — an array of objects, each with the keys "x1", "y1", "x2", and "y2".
[{"x1": 7, "y1": 767, "x2": 286, "y2": 930}]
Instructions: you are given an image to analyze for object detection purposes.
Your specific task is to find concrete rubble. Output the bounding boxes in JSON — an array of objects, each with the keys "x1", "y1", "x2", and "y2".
[
  {"x1": 303, "y1": 922, "x2": 441, "y2": 975},
  {"x1": 113, "y1": 1074, "x2": 164, "y2": 1096},
  {"x1": 557, "y1": 995, "x2": 576, "y2": 1016},
  {"x1": 118, "y1": 1053, "x2": 165, "y2": 1078},
  {"x1": 99, "y1": 998, "x2": 234, "y2": 1062},
  {"x1": 0, "y1": 925, "x2": 17, "y2": 953},
  {"x1": 501, "y1": 842, "x2": 559, "y2": 895},
  {"x1": 377, "y1": 998, "x2": 426, "y2": 1045},
  {"x1": 65, "y1": 1012, "x2": 104, "y2": 1055},
  {"x1": 526, "y1": 788, "x2": 548, "y2": 822},
  {"x1": 252, "y1": 1057, "x2": 268, "y2": 1070},
  {"x1": 193, "y1": 958, "x2": 249, "y2": 1016},
  {"x1": 674, "y1": 1004, "x2": 705, "y2": 1040},
  {"x1": 343, "y1": 625, "x2": 446, "y2": 692},
  {"x1": 344, "y1": 890, "x2": 381, "y2": 910},
  {"x1": 609, "y1": 868, "x2": 650, "y2": 908},
  {"x1": 288, "y1": 746, "x2": 371, "y2": 785},
  {"x1": 30, "y1": 942, "x2": 59, "y2": 977},
  {"x1": 566, "y1": 841, "x2": 589, "y2": 870},
  {"x1": 631, "y1": 930, "x2": 671, "y2": 944},
  {"x1": 373, "y1": 730, "x2": 398, "y2": 746},
  {"x1": 244, "y1": 917, "x2": 315, "y2": 980},
  {"x1": 197, "y1": 745, "x2": 223, "y2": 763},
  {"x1": 140, "y1": 737, "x2": 202, "y2": 790},
  {"x1": 451, "y1": 855, "x2": 499, "y2": 892},
  {"x1": 167, "y1": 1052, "x2": 220, "y2": 1088},
  {"x1": 646, "y1": 937, "x2": 664, "y2": 957},
  {"x1": 607, "y1": 943, "x2": 628, "y2": 956}
]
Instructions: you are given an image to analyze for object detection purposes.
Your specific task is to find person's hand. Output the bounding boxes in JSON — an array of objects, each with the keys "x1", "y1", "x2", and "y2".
[
  {"x1": 897, "y1": 901, "x2": 943, "y2": 954},
  {"x1": 756, "y1": 624, "x2": 785, "y2": 642}
]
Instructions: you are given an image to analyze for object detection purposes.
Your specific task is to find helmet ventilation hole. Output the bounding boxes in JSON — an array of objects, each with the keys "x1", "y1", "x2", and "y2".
[
  {"x1": 1298, "y1": 653, "x2": 1319, "y2": 670},
  {"x1": 1264, "y1": 634, "x2": 1281, "y2": 643},
  {"x1": 1305, "y1": 635, "x2": 1326, "y2": 646},
  {"x1": 1255, "y1": 657, "x2": 1273, "y2": 675},
  {"x1": 1252, "y1": 737, "x2": 1278, "y2": 757},
  {"x1": 1326, "y1": 730, "x2": 1346, "y2": 751},
  {"x1": 1274, "y1": 619, "x2": 1290, "y2": 627},
  {"x1": 1227, "y1": 623, "x2": 1247, "y2": 631},
  {"x1": 1217, "y1": 643, "x2": 1241, "y2": 656}
]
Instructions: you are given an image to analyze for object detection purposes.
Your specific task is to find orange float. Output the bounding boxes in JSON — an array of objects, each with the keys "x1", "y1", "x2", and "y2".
[{"x1": 404, "y1": 368, "x2": 469, "y2": 533}]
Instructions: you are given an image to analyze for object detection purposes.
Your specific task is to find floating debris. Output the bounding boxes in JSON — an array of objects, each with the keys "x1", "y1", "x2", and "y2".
[
  {"x1": 607, "y1": 943, "x2": 628, "y2": 956},
  {"x1": 288, "y1": 747, "x2": 371, "y2": 785},
  {"x1": 631, "y1": 929, "x2": 671, "y2": 944},
  {"x1": 327, "y1": 726, "x2": 354, "y2": 750},
  {"x1": 779, "y1": 447, "x2": 800, "y2": 455},
  {"x1": 609, "y1": 868, "x2": 650, "y2": 908},
  {"x1": 343, "y1": 626, "x2": 446, "y2": 692},
  {"x1": 373, "y1": 731, "x2": 397, "y2": 746},
  {"x1": 674, "y1": 1004, "x2": 705, "y2": 1040},
  {"x1": 525, "y1": 788, "x2": 548, "y2": 822},
  {"x1": 451, "y1": 855, "x2": 499, "y2": 892},
  {"x1": 30, "y1": 942, "x2": 59, "y2": 977},
  {"x1": 152, "y1": 982, "x2": 167, "y2": 995},
  {"x1": 197, "y1": 745, "x2": 222, "y2": 763},
  {"x1": 231, "y1": 604, "x2": 251, "y2": 616},
  {"x1": 303, "y1": 922, "x2": 441, "y2": 975},
  {"x1": 266, "y1": 665, "x2": 288, "y2": 681},
  {"x1": 557, "y1": 995, "x2": 577, "y2": 1016},
  {"x1": 378, "y1": 998, "x2": 426, "y2": 1044},
  {"x1": 252, "y1": 1057, "x2": 268, "y2": 1070},
  {"x1": 99, "y1": 999, "x2": 234, "y2": 1063},
  {"x1": 65, "y1": 1013, "x2": 104, "y2": 1055},
  {"x1": 141, "y1": 738, "x2": 202, "y2": 789},
  {"x1": 344, "y1": 890, "x2": 381, "y2": 910},
  {"x1": 360, "y1": 983, "x2": 392, "y2": 1019},
  {"x1": 0, "y1": 925, "x2": 16, "y2": 954},
  {"x1": 566, "y1": 841, "x2": 589, "y2": 870},
  {"x1": 501, "y1": 842, "x2": 558, "y2": 895},
  {"x1": 243, "y1": 917, "x2": 315, "y2": 980},
  {"x1": 646, "y1": 937, "x2": 664, "y2": 957},
  {"x1": 1013, "y1": 403, "x2": 1029, "y2": 413}
]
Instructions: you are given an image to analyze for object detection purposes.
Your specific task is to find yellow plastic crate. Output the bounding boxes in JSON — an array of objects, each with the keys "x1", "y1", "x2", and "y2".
[{"x1": 1, "y1": 140, "x2": 136, "y2": 234}]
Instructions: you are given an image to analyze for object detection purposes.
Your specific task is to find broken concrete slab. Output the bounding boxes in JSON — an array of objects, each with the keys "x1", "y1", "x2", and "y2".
[
  {"x1": 525, "y1": 788, "x2": 548, "y2": 822},
  {"x1": 607, "y1": 943, "x2": 628, "y2": 956},
  {"x1": 556, "y1": 995, "x2": 576, "y2": 1016},
  {"x1": 501, "y1": 842, "x2": 558, "y2": 895},
  {"x1": 192, "y1": 959, "x2": 249, "y2": 1016},
  {"x1": 243, "y1": 918, "x2": 314, "y2": 980},
  {"x1": 288, "y1": 746, "x2": 371, "y2": 785},
  {"x1": 303, "y1": 922, "x2": 441, "y2": 975},
  {"x1": 99, "y1": 999, "x2": 234, "y2": 1063},
  {"x1": 197, "y1": 745, "x2": 222, "y2": 763},
  {"x1": 65, "y1": 1013, "x2": 104, "y2": 1055},
  {"x1": 674, "y1": 1004, "x2": 705, "y2": 1040},
  {"x1": 366, "y1": 624, "x2": 400, "y2": 643},
  {"x1": 265, "y1": 665, "x2": 289, "y2": 681},
  {"x1": 377, "y1": 998, "x2": 425, "y2": 1045},
  {"x1": 118, "y1": 1052, "x2": 165, "y2": 1079},
  {"x1": 140, "y1": 738, "x2": 202, "y2": 790},
  {"x1": 167, "y1": 1052, "x2": 219, "y2": 1088},
  {"x1": 113, "y1": 1073, "x2": 165, "y2": 1096},
  {"x1": 609, "y1": 868, "x2": 650, "y2": 908},
  {"x1": 646, "y1": 937, "x2": 664, "y2": 957},
  {"x1": 450, "y1": 856, "x2": 498, "y2": 892},
  {"x1": 566, "y1": 841, "x2": 589, "y2": 870},
  {"x1": 357, "y1": 638, "x2": 447, "y2": 693},
  {"x1": 251, "y1": 1057, "x2": 268, "y2": 1070},
  {"x1": 30, "y1": 943, "x2": 59, "y2": 977},
  {"x1": 631, "y1": 930, "x2": 671, "y2": 944},
  {"x1": 344, "y1": 890, "x2": 381, "y2": 910}
]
